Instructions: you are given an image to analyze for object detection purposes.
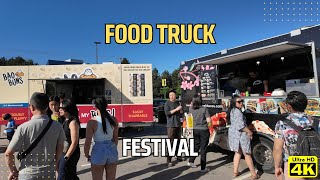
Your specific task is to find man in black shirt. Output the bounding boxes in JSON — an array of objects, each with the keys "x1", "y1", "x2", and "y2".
[
  {"x1": 246, "y1": 71, "x2": 269, "y2": 95},
  {"x1": 164, "y1": 90, "x2": 183, "y2": 167}
]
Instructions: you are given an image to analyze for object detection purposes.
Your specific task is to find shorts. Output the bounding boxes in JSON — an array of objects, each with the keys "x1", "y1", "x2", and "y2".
[
  {"x1": 7, "y1": 131, "x2": 14, "y2": 141},
  {"x1": 91, "y1": 140, "x2": 118, "y2": 165}
]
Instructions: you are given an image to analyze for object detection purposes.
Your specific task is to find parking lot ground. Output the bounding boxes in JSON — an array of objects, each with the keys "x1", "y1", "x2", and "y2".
[{"x1": 0, "y1": 124, "x2": 275, "y2": 180}]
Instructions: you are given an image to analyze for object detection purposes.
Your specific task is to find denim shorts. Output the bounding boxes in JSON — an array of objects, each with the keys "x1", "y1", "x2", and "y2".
[{"x1": 91, "y1": 140, "x2": 118, "y2": 165}]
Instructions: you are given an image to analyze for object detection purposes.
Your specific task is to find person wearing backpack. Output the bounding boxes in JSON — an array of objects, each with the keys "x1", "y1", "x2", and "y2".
[{"x1": 273, "y1": 91, "x2": 320, "y2": 180}]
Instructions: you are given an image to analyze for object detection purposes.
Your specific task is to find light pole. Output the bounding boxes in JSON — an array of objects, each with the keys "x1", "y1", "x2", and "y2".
[{"x1": 94, "y1": 42, "x2": 101, "y2": 64}]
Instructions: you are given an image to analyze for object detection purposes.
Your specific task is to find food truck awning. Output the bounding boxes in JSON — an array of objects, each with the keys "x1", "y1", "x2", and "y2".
[{"x1": 196, "y1": 41, "x2": 311, "y2": 65}]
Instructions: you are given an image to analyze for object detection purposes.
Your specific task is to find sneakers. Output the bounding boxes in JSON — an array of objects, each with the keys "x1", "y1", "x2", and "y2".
[
  {"x1": 187, "y1": 162, "x2": 197, "y2": 168},
  {"x1": 200, "y1": 168, "x2": 209, "y2": 173},
  {"x1": 167, "y1": 162, "x2": 173, "y2": 167}
]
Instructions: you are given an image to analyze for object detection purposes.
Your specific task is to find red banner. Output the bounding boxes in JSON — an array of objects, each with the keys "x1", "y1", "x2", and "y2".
[
  {"x1": 122, "y1": 104, "x2": 153, "y2": 122},
  {"x1": 0, "y1": 104, "x2": 153, "y2": 125},
  {"x1": 78, "y1": 104, "x2": 153, "y2": 123},
  {"x1": 0, "y1": 107, "x2": 29, "y2": 125},
  {"x1": 77, "y1": 104, "x2": 122, "y2": 124}
]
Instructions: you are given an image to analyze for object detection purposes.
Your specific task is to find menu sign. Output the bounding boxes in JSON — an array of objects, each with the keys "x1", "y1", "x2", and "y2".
[{"x1": 200, "y1": 66, "x2": 218, "y2": 104}]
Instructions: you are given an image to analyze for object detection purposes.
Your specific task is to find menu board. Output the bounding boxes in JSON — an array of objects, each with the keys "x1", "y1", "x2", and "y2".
[
  {"x1": 140, "y1": 74, "x2": 145, "y2": 96},
  {"x1": 200, "y1": 66, "x2": 218, "y2": 104},
  {"x1": 129, "y1": 73, "x2": 146, "y2": 97}
]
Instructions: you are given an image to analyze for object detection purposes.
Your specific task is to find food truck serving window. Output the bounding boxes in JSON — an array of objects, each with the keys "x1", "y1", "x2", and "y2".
[
  {"x1": 196, "y1": 41, "x2": 318, "y2": 97},
  {"x1": 43, "y1": 78, "x2": 106, "y2": 104}
]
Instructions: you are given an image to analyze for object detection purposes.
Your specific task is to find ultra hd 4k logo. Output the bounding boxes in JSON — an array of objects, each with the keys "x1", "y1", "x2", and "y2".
[{"x1": 288, "y1": 156, "x2": 318, "y2": 178}]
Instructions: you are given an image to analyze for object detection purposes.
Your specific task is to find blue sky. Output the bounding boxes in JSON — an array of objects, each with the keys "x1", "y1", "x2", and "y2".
[{"x1": 0, "y1": 0, "x2": 319, "y2": 74}]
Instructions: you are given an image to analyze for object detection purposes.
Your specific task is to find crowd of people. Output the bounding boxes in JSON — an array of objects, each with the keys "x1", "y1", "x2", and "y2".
[
  {"x1": 4, "y1": 92, "x2": 118, "y2": 180},
  {"x1": 164, "y1": 90, "x2": 320, "y2": 180},
  {"x1": 2, "y1": 89, "x2": 319, "y2": 180}
]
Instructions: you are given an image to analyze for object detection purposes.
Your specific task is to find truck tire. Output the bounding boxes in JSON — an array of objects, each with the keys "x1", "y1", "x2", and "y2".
[{"x1": 251, "y1": 136, "x2": 274, "y2": 173}]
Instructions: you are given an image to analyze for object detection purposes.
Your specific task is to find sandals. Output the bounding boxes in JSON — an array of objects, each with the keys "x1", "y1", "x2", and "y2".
[
  {"x1": 250, "y1": 174, "x2": 260, "y2": 180},
  {"x1": 233, "y1": 172, "x2": 240, "y2": 177}
]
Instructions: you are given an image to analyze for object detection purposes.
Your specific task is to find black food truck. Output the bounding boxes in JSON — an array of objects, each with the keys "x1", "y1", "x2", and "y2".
[{"x1": 180, "y1": 25, "x2": 320, "y2": 173}]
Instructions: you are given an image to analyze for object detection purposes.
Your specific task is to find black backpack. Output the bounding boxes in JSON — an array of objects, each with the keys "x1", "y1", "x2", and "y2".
[{"x1": 284, "y1": 117, "x2": 320, "y2": 157}]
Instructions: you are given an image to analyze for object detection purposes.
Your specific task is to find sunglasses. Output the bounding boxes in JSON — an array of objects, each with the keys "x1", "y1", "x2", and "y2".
[{"x1": 237, "y1": 100, "x2": 244, "y2": 103}]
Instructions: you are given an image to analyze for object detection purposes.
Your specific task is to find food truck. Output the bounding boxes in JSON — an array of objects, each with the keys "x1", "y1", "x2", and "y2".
[
  {"x1": 180, "y1": 24, "x2": 320, "y2": 173},
  {"x1": 0, "y1": 64, "x2": 154, "y2": 130}
]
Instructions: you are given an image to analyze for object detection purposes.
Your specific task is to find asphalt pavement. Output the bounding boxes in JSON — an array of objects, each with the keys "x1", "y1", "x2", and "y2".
[{"x1": 0, "y1": 124, "x2": 275, "y2": 180}]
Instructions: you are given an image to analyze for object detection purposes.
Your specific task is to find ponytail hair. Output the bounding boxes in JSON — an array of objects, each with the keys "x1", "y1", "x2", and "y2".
[{"x1": 92, "y1": 97, "x2": 116, "y2": 134}]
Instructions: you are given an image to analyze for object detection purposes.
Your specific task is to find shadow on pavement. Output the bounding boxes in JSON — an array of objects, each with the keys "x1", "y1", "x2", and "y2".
[
  {"x1": 0, "y1": 145, "x2": 7, "y2": 153},
  {"x1": 175, "y1": 155, "x2": 233, "y2": 180},
  {"x1": 78, "y1": 156, "x2": 149, "y2": 175},
  {"x1": 142, "y1": 165, "x2": 189, "y2": 180},
  {"x1": 116, "y1": 160, "x2": 173, "y2": 180},
  {"x1": 119, "y1": 124, "x2": 167, "y2": 138}
]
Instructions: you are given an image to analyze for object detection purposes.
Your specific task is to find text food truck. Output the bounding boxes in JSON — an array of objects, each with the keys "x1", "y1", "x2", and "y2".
[
  {"x1": 0, "y1": 64, "x2": 153, "y2": 131},
  {"x1": 180, "y1": 25, "x2": 320, "y2": 173}
]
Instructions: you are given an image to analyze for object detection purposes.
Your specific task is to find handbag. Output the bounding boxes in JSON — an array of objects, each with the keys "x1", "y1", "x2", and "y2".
[{"x1": 17, "y1": 119, "x2": 53, "y2": 162}]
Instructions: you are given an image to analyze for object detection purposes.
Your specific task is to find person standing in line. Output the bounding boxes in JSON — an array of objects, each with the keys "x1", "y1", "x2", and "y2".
[
  {"x1": 84, "y1": 97, "x2": 119, "y2": 180},
  {"x1": 187, "y1": 95, "x2": 211, "y2": 172},
  {"x1": 228, "y1": 95, "x2": 259, "y2": 179},
  {"x1": 3, "y1": 113, "x2": 16, "y2": 142},
  {"x1": 164, "y1": 90, "x2": 183, "y2": 167},
  {"x1": 5, "y1": 92, "x2": 66, "y2": 180},
  {"x1": 48, "y1": 95, "x2": 60, "y2": 121},
  {"x1": 58, "y1": 99, "x2": 80, "y2": 180}
]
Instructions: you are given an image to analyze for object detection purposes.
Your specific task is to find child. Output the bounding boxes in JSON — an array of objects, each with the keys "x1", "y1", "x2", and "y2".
[{"x1": 3, "y1": 113, "x2": 15, "y2": 142}]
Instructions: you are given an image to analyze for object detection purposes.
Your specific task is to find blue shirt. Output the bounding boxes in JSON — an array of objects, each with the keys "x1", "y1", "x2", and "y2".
[{"x1": 6, "y1": 120, "x2": 15, "y2": 133}]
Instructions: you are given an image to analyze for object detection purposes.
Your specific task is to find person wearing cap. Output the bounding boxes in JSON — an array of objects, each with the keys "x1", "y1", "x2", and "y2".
[
  {"x1": 164, "y1": 89, "x2": 183, "y2": 167},
  {"x1": 3, "y1": 113, "x2": 15, "y2": 142}
]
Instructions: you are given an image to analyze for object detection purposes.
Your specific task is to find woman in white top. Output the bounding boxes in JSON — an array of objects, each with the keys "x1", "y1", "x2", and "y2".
[{"x1": 84, "y1": 97, "x2": 119, "y2": 180}]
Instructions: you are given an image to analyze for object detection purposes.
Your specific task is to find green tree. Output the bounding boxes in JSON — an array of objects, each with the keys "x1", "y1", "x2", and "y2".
[
  {"x1": 161, "y1": 70, "x2": 172, "y2": 88},
  {"x1": 0, "y1": 56, "x2": 38, "y2": 66},
  {"x1": 152, "y1": 68, "x2": 162, "y2": 98},
  {"x1": 160, "y1": 70, "x2": 172, "y2": 99},
  {"x1": 171, "y1": 68, "x2": 181, "y2": 97},
  {"x1": 120, "y1": 57, "x2": 130, "y2": 64}
]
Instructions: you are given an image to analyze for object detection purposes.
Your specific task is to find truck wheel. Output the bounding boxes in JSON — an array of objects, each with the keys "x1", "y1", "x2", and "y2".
[{"x1": 251, "y1": 136, "x2": 274, "y2": 173}]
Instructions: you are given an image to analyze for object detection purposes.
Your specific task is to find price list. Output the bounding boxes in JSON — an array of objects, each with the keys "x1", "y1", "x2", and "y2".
[{"x1": 200, "y1": 67, "x2": 218, "y2": 104}]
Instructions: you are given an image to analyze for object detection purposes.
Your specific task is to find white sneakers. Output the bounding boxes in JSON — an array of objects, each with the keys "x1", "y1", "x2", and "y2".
[
  {"x1": 200, "y1": 168, "x2": 209, "y2": 173},
  {"x1": 188, "y1": 162, "x2": 209, "y2": 172},
  {"x1": 187, "y1": 162, "x2": 197, "y2": 168}
]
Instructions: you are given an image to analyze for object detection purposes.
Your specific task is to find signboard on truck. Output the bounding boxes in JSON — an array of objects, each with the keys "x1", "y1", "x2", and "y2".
[{"x1": 0, "y1": 64, "x2": 153, "y2": 128}]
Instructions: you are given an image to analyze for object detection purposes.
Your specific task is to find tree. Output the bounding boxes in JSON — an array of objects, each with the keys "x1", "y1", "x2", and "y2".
[
  {"x1": 160, "y1": 70, "x2": 172, "y2": 99},
  {"x1": 120, "y1": 58, "x2": 130, "y2": 64},
  {"x1": 171, "y1": 68, "x2": 181, "y2": 97},
  {"x1": 152, "y1": 68, "x2": 162, "y2": 98},
  {"x1": 0, "y1": 56, "x2": 38, "y2": 66}
]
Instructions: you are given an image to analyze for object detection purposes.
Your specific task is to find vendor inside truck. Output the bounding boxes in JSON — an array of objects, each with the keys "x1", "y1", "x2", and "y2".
[
  {"x1": 246, "y1": 71, "x2": 269, "y2": 95},
  {"x1": 218, "y1": 45, "x2": 315, "y2": 97}
]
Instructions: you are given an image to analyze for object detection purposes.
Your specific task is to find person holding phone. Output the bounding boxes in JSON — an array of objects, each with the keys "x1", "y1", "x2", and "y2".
[{"x1": 227, "y1": 95, "x2": 259, "y2": 179}]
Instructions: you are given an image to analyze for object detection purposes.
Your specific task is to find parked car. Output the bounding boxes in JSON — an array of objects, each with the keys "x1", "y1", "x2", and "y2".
[{"x1": 153, "y1": 99, "x2": 167, "y2": 123}]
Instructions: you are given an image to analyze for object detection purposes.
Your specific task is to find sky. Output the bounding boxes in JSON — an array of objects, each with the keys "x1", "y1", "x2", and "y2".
[{"x1": 0, "y1": 0, "x2": 319, "y2": 74}]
